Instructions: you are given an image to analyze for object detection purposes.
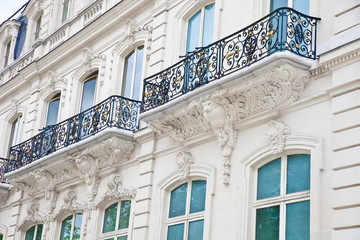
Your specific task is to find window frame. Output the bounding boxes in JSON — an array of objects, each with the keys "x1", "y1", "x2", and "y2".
[
  {"x1": 253, "y1": 152, "x2": 311, "y2": 240},
  {"x1": 24, "y1": 224, "x2": 44, "y2": 240},
  {"x1": 99, "y1": 200, "x2": 133, "y2": 240},
  {"x1": 34, "y1": 15, "x2": 42, "y2": 40},
  {"x1": 79, "y1": 73, "x2": 98, "y2": 113},
  {"x1": 61, "y1": 0, "x2": 71, "y2": 23},
  {"x1": 4, "y1": 40, "x2": 11, "y2": 67},
  {"x1": 165, "y1": 178, "x2": 207, "y2": 240},
  {"x1": 185, "y1": 2, "x2": 215, "y2": 54},
  {"x1": 121, "y1": 45, "x2": 145, "y2": 100},
  {"x1": 45, "y1": 93, "x2": 61, "y2": 127},
  {"x1": 59, "y1": 213, "x2": 84, "y2": 240},
  {"x1": 9, "y1": 115, "x2": 23, "y2": 148}
]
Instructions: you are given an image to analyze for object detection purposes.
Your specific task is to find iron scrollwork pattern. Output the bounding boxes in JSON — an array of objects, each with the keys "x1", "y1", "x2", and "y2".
[
  {"x1": 0, "y1": 158, "x2": 9, "y2": 183},
  {"x1": 6, "y1": 96, "x2": 141, "y2": 173},
  {"x1": 142, "y1": 7, "x2": 320, "y2": 112}
]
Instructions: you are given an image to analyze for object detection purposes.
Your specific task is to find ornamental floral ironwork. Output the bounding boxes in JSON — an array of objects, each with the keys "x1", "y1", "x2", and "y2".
[
  {"x1": 142, "y1": 7, "x2": 320, "y2": 112},
  {"x1": 0, "y1": 157, "x2": 9, "y2": 183},
  {"x1": 6, "y1": 95, "x2": 141, "y2": 173}
]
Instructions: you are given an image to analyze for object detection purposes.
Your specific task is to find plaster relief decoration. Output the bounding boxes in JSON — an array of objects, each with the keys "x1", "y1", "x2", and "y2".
[
  {"x1": 0, "y1": 190, "x2": 9, "y2": 206},
  {"x1": 175, "y1": 151, "x2": 195, "y2": 180},
  {"x1": 47, "y1": 71, "x2": 68, "y2": 107},
  {"x1": 10, "y1": 177, "x2": 38, "y2": 197},
  {"x1": 95, "y1": 174, "x2": 136, "y2": 207},
  {"x1": 266, "y1": 120, "x2": 291, "y2": 154},
  {"x1": 17, "y1": 202, "x2": 49, "y2": 236},
  {"x1": 29, "y1": 169, "x2": 58, "y2": 214}
]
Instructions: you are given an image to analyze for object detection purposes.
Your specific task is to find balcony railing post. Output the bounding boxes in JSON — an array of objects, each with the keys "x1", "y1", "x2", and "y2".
[
  {"x1": 183, "y1": 58, "x2": 190, "y2": 94},
  {"x1": 217, "y1": 41, "x2": 223, "y2": 79}
]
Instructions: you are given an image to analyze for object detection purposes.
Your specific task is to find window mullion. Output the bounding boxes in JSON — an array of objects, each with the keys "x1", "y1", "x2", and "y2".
[
  {"x1": 280, "y1": 201, "x2": 286, "y2": 240},
  {"x1": 281, "y1": 155, "x2": 286, "y2": 198},
  {"x1": 199, "y1": 8, "x2": 205, "y2": 48},
  {"x1": 116, "y1": 202, "x2": 121, "y2": 232}
]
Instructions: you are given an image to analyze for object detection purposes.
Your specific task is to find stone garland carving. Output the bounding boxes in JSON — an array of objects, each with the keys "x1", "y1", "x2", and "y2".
[
  {"x1": 95, "y1": 174, "x2": 136, "y2": 207},
  {"x1": 266, "y1": 120, "x2": 291, "y2": 154},
  {"x1": 148, "y1": 64, "x2": 310, "y2": 184},
  {"x1": 175, "y1": 151, "x2": 195, "y2": 180}
]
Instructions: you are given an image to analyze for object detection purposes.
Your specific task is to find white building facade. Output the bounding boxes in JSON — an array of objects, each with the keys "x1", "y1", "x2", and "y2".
[{"x1": 0, "y1": 0, "x2": 359, "y2": 240}]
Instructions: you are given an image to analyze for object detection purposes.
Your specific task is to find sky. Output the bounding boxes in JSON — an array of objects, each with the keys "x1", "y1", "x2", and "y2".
[{"x1": 0, "y1": 0, "x2": 29, "y2": 24}]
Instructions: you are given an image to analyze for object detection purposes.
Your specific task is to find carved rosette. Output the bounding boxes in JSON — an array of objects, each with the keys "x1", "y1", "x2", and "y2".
[
  {"x1": 175, "y1": 151, "x2": 195, "y2": 180},
  {"x1": 148, "y1": 64, "x2": 310, "y2": 185},
  {"x1": 266, "y1": 120, "x2": 291, "y2": 154},
  {"x1": 95, "y1": 175, "x2": 136, "y2": 207}
]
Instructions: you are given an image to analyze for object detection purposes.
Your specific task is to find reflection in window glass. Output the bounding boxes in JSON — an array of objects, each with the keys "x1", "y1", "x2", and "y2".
[
  {"x1": 46, "y1": 93, "x2": 60, "y2": 126},
  {"x1": 35, "y1": 15, "x2": 42, "y2": 40},
  {"x1": 9, "y1": 115, "x2": 23, "y2": 147},
  {"x1": 4, "y1": 41, "x2": 11, "y2": 67},
  {"x1": 286, "y1": 200, "x2": 310, "y2": 240},
  {"x1": 167, "y1": 223, "x2": 184, "y2": 240},
  {"x1": 101, "y1": 201, "x2": 131, "y2": 240},
  {"x1": 59, "y1": 214, "x2": 82, "y2": 240},
  {"x1": 122, "y1": 46, "x2": 144, "y2": 100},
  {"x1": 169, "y1": 183, "x2": 188, "y2": 218},
  {"x1": 256, "y1": 206, "x2": 280, "y2": 240},
  {"x1": 62, "y1": 0, "x2": 70, "y2": 22},
  {"x1": 80, "y1": 74, "x2": 97, "y2": 112},
  {"x1": 257, "y1": 158, "x2": 281, "y2": 200}
]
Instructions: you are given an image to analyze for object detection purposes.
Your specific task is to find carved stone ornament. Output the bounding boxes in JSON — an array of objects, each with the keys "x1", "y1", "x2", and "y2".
[
  {"x1": 17, "y1": 202, "x2": 49, "y2": 232},
  {"x1": 266, "y1": 120, "x2": 291, "y2": 154},
  {"x1": 175, "y1": 151, "x2": 195, "y2": 180},
  {"x1": 148, "y1": 64, "x2": 310, "y2": 184},
  {"x1": 95, "y1": 175, "x2": 136, "y2": 207},
  {"x1": 0, "y1": 190, "x2": 9, "y2": 206},
  {"x1": 47, "y1": 71, "x2": 68, "y2": 107}
]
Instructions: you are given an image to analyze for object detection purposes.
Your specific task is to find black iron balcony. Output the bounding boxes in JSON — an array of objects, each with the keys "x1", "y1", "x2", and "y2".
[
  {"x1": 0, "y1": 158, "x2": 9, "y2": 184},
  {"x1": 142, "y1": 7, "x2": 320, "y2": 112},
  {"x1": 6, "y1": 95, "x2": 141, "y2": 173}
]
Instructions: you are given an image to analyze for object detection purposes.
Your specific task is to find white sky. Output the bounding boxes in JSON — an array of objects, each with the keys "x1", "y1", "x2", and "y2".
[{"x1": 0, "y1": 0, "x2": 29, "y2": 24}]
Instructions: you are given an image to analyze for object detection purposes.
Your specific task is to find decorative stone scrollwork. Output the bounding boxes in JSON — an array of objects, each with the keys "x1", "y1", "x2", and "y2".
[
  {"x1": 175, "y1": 151, "x2": 194, "y2": 180},
  {"x1": 54, "y1": 190, "x2": 87, "y2": 219},
  {"x1": 0, "y1": 190, "x2": 9, "y2": 206},
  {"x1": 95, "y1": 175, "x2": 136, "y2": 207},
  {"x1": 266, "y1": 120, "x2": 291, "y2": 154},
  {"x1": 47, "y1": 71, "x2": 68, "y2": 107},
  {"x1": 17, "y1": 202, "x2": 49, "y2": 232}
]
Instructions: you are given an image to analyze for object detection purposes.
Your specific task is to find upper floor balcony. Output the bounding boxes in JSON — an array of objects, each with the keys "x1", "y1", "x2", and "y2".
[{"x1": 142, "y1": 7, "x2": 320, "y2": 112}]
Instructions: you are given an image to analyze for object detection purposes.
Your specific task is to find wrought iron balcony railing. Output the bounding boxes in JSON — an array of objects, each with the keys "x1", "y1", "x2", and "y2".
[
  {"x1": 142, "y1": 7, "x2": 320, "y2": 112},
  {"x1": 6, "y1": 95, "x2": 141, "y2": 173},
  {"x1": 0, "y1": 158, "x2": 9, "y2": 184}
]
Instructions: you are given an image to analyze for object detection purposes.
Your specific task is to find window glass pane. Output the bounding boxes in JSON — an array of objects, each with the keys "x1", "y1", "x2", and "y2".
[
  {"x1": 202, "y1": 3, "x2": 215, "y2": 47},
  {"x1": 117, "y1": 236, "x2": 128, "y2": 240},
  {"x1": 190, "y1": 180, "x2": 206, "y2": 213},
  {"x1": 286, "y1": 200, "x2": 310, "y2": 240},
  {"x1": 4, "y1": 41, "x2": 11, "y2": 67},
  {"x1": 188, "y1": 219, "x2": 204, "y2": 240},
  {"x1": 0, "y1": 234, "x2": 3, "y2": 240},
  {"x1": 169, "y1": 183, "x2": 188, "y2": 218},
  {"x1": 36, "y1": 224, "x2": 43, "y2": 240},
  {"x1": 256, "y1": 206, "x2": 280, "y2": 240},
  {"x1": 287, "y1": 154, "x2": 310, "y2": 194},
  {"x1": 257, "y1": 158, "x2": 281, "y2": 200},
  {"x1": 62, "y1": 0, "x2": 69, "y2": 22},
  {"x1": 167, "y1": 223, "x2": 184, "y2": 240},
  {"x1": 122, "y1": 50, "x2": 135, "y2": 98},
  {"x1": 35, "y1": 15, "x2": 42, "y2": 40},
  {"x1": 293, "y1": 0, "x2": 309, "y2": 14},
  {"x1": 105, "y1": 238, "x2": 114, "y2": 240},
  {"x1": 80, "y1": 77, "x2": 96, "y2": 112},
  {"x1": 270, "y1": 0, "x2": 287, "y2": 12},
  {"x1": 132, "y1": 46, "x2": 144, "y2": 100},
  {"x1": 72, "y1": 213, "x2": 82, "y2": 240},
  {"x1": 119, "y1": 200, "x2": 131, "y2": 229},
  {"x1": 25, "y1": 225, "x2": 35, "y2": 240},
  {"x1": 46, "y1": 96, "x2": 60, "y2": 126},
  {"x1": 59, "y1": 215, "x2": 73, "y2": 240},
  {"x1": 103, "y1": 202, "x2": 118, "y2": 233},
  {"x1": 186, "y1": 10, "x2": 201, "y2": 53},
  {"x1": 10, "y1": 115, "x2": 22, "y2": 147}
]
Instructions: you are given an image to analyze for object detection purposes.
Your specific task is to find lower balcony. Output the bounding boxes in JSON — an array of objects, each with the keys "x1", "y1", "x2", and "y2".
[{"x1": 5, "y1": 95, "x2": 141, "y2": 174}]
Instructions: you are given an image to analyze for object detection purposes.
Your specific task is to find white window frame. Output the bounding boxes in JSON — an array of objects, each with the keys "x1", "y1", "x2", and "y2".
[
  {"x1": 25, "y1": 224, "x2": 44, "y2": 240},
  {"x1": 9, "y1": 115, "x2": 23, "y2": 148},
  {"x1": 253, "y1": 151, "x2": 311, "y2": 240},
  {"x1": 100, "y1": 200, "x2": 133, "y2": 240},
  {"x1": 3, "y1": 40, "x2": 11, "y2": 67},
  {"x1": 45, "y1": 93, "x2": 61, "y2": 127},
  {"x1": 61, "y1": 0, "x2": 71, "y2": 23},
  {"x1": 34, "y1": 15, "x2": 42, "y2": 40},
  {"x1": 59, "y1": 213, "x2": 84, "y2": 240},
  {"x1": 79, "y1": 73, "x2": 98, "y2": 113}
]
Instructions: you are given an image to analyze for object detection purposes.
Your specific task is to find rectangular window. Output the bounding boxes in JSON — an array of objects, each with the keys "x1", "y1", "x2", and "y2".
[
  {"x1": 46, "y1": 93, "x2": 61, "y2": 126},
  {"x1": 62, "y1": 0, "x2": 70, "y2": 23},
  {"x1": 35, "y1": 15, "x2": 42, "y2": 40},
  {"x1": 4, "y1": 41, "x2": 11, "y2": 67},
  {"x1": 9, "y1": 115, "x2": 23, "y2": 148},
  {"x1": 80, "y1": 74, "x2": 97, "y2": 112}
]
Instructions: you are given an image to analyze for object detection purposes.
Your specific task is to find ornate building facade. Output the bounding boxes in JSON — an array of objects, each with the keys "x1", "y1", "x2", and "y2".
[{"x1": 0, "y1": 0, "x2": 359, "y2": 239}]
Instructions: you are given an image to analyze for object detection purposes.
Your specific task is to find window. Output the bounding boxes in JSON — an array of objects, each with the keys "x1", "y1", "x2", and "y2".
[
  {"x1": 62, "y1": 0, "x2": 70, "y2": 23},
  {"x1": 121, "y1": 46, "x2": 144, "y2": 100},
  {"x1": 255, "y1": 154, "x2": 310, "y2": 240},
  {"x1": 0, "y1": 234, "x2": 3, "y2": 240},
  {"x1": 270, "y1": 0, "x2": 309, "y2": 14},
  {"x1": 59, "y1": 213, "x2": 83, "y2": 240},
  {"x1": 80, "y1": 73, "x2": 97, "y2": 112},
  {"x1": 101, "y1": 201, "x2": 131, "y2": 240},
  {"x1": 4, "y1": 41, "x2": 11, "y2": 67},
  {"x1": 25, "y1": 224, "x2": 43, "y2": 240},
  {"x1": 34, "y1": 15, "x2": 42, "y2": 40},
  {"x1": 9, "y1": 115, "x2": 23, "y2": 148},
  {"x1": 166, "y1": 180, "x2": 207, "y2": 240},
  {"x1": 46, "y1": 93, "x2": 61, "y2": 126},
  {"x1": 186, "y1": 3, "x2": 215, "y2": 54}
]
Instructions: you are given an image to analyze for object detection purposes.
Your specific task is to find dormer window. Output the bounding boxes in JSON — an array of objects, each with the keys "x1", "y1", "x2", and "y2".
[
  {"x1": 34, "y1": 15, "x2": 42, "y2": 40},
  {"x1": 62, "y1": 0, "x2": 70, "y2": 23},
  {"x1": 4, "y1": 41, "x2": 11, "y2": 67}
]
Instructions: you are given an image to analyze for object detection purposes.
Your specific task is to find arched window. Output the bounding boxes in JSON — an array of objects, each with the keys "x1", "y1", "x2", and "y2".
[
  {"x1": 80, "y1": 73, "x2": 97, "y2": 112},
  {"x1": 25, "y1": 224, "x2": 43, "y2": 240},
  {"x1": 166, "y1": 180, "x2": 207, "y2": 240},
  {"x1": 46, "y1": 93, "x2": 61, "y2": 126},
  {"x1": 255, "y1": 154, "x2": 310, "y2": 240},
  {"x1": 0, "y1": 233, "x2": 3, "y2": 240},
  {"x1": 101, "y1": 200, "x2": 132, "y2": 240},
  {"x1": 186, "y1": 3, "x2": 215, "y2": 54},
  {"x1": 34, "y1": 15, "x2": 42, "y2": 40},
  {"x1": 121, "y1": 46, "x2": 144, "y2": 100},
  {"x1": 62, "y1": 0, "x2": 70, "y2": 23},
  {"x1": 4, "y1": 40, "x2": 11, "y2": 67},
  {"x1": 59, "y1": 213, "x2": 83, "y2": 240},
  {"x1": 9, "y1": 115, "x2": 23, "y2": 148},
  {"x1": 270, "y1": 0, "x2": 309, "y2": 14}
]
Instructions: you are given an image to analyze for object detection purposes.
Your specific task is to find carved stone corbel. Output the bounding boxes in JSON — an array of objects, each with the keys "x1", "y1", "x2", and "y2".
[
  {"x1": 266, "y1": 120, "x2": 291, "y2": 154},
  {"x1": 175, "y1": 151, "x2": 194, "y2": 180}
]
